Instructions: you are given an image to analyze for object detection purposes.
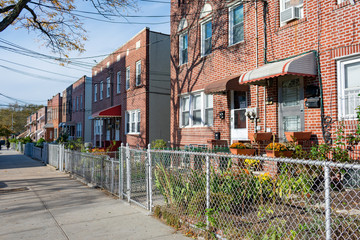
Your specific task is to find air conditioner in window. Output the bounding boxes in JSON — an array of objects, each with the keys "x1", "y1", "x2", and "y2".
[{"x1": 280, "y1": 6, "x2": 301, "y2": 23}]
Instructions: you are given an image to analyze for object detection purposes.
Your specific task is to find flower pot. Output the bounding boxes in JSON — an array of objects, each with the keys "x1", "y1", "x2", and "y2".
[
  {"x1": 285, "y1": 131, "x2": 312, "y2": 142},
  {"x1": 249, "y1": 132, "x2": 273, "y2": 142},
  {"x1": 266, "y1": 150, "x2": 293, "y2": 158},
  {"x1": 230, "y1": 148, "x2": 256, "y2": 156}
]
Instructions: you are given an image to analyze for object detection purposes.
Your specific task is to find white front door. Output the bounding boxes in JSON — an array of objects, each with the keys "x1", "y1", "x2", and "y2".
[{"x1": 231, "y1": 91, "x2": 248, "y2": 142}]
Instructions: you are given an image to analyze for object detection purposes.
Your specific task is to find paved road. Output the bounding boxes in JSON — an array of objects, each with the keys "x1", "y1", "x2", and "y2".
[{"x1": 0, "y1": 150, "x2": 188, "y2": 240}]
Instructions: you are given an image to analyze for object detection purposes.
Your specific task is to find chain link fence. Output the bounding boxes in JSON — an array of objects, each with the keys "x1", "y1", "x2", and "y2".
[{"x1": 14, "y1": 142, "x2": 360, "y2": 239}]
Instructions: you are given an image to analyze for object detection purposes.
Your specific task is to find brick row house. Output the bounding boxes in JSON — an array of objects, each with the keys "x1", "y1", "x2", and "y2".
[
  {"x1": 71, "y1": 76, "x2": 93, "y2": 142},
  {"x1": 170, "y1": 0, "x2": 360, "y2": 153},
  {"x1": 45, "y1": 93, "x2": 62, "y2": 141},
  {"x1": 91, "y1": 28, "x2": 171, "y2": 148}
]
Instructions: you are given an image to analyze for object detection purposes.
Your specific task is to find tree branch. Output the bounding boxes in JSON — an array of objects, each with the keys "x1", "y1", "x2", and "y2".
[
  {"x1": 0, "y1": 4, "x2": 16, "y2": 13},
  {"x1": 0, "y1": 0, "x2": 32, "y2": 32},
  {"x1": 23, "y1": 5, "x2": 54, "y2": 47}
]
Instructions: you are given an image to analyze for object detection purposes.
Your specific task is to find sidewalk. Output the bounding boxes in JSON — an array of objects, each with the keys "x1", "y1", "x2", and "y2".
[{"x1": 0, "y1": 150, "x2": 188, "y2": 240}]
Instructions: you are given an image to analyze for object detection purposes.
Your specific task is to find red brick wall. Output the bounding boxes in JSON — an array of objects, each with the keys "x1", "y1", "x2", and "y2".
[{"x1": 170, "y1": 0, "x2": 360, "y2": 150}]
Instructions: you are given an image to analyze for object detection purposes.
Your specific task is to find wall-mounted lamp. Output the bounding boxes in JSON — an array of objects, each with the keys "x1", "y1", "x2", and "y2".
[
  {"x1": 245, "y1": 108, "x2": 258, "y2": 122},
  {"x1": 265, "y1": 97, "x2": 273, "y2": 105},
  {"x1": 219, "y1": 111, "x2": 225, "y2": 119},
  {"x1": 266, "y1": 79, "x2": 273, "y2": 87}
]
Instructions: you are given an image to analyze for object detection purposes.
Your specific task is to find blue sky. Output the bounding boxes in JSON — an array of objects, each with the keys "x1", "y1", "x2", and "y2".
[{"x1": 0, "y1": 1, "x2": 170, "y2": 107}]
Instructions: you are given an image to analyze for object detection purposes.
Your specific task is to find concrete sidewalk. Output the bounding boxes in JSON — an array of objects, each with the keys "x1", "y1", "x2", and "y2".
[{"x1": 0, "y1": 150, "x2": 188, "y2": 240}]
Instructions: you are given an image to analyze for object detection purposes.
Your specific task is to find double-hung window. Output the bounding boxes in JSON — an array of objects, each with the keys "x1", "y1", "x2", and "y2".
[
  {"x1": 126, "y1": 109, "x2": 140, "y2": 134},
  {"x1": 100, "y1": 81, "x2": 103, "y2": 100},
  {"x1": 117, "y1": 71, "x2": 121, "y2": 93},
  {"x1": 126, "y1": 67, "x2": 130, "y2": 90},
  {"x1": 94, "y1": 84, "x2": 98, "y2": 102},
  {"x1": 179, "y1": 33, "x2": 188, "y2": 65},
  {"x1": 180, "y1": 92, "x2": 213, "y2": 127},
  {"x1": 80, "y1": 95, "x2": 83, "y2": 110},
  {"x1": 229, "y1": 4, "x2": 244, "y2": 45},
  {"x1": 136, "y1": 61, "x2": 141, "y2": 86},
  {"x1": 205, "y1": 94, "x2": 213, "y2": 126},
  {"x1": 76, "y1": 96, "x2": 79, "y2": 111},
  {"x1": 192, "y1": 94, "x2": 202, "y2": 125},
  {"x1": 106, "y1": 77, "x2": 111, "y2": 98},
  {"x1": 201, "y1": 20, "x2": 212, "y2": 56},
  {"x1": 76, "y1": 123, "x2": 82, "y2": 137},
  {"x1": 337, "y1": 56, "x2": 360, "y2": 120}
]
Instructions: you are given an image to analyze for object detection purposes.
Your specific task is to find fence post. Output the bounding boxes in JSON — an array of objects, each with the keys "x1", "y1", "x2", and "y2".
[
  {"x1": 119, "y1": 143, "x2": 124, "y2": 199},
  {"x1": 324, "y1": 163, "x2": 331, "y2": 240},
  {"x1": 126, "y1": 143, "x2": 131, "y2": 203},
  {"x1": 111, "y1": 159, "x2": 114, "y2": 194},
  {"x1": 147, "y1": 144, "x2": 152, "y2": 212},
  {"x1": 59, "y1": 145, "x2": 62, "y2": 171},
  {"x1": 206, "y1": 154, "x2": 210, "y2": 230}
]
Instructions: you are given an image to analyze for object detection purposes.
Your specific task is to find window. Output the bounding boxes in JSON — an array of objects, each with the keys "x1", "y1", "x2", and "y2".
[
  {"x1": 136, "y1": 61, "x2": 141, "y2": 86},
  {"x1": 117, "y1": 71, "x2": 121, "y2": 93},
  {"x1": 180, "y1": 92, "x2": 213, "y2": 127},
  {"x1": 181, "y1": 96, "x2": 190, "y2": 126},
  {"x1": 280, "y1": 0, "x2": 303, "y2": 23},
  {"x1": 201, "y1": 20, "x2": 212, "y2": 56},
  {"x1": 94, "y1": 120, "x2": 102, "y2": 135},
  {"x1": 229, "y1": 4, "x2": 244, "y2": 45},
  {"x1": 192, "y1": 94, "x2": 202, "y2": 125},
  {"x1": 80, "y1": 95, "x2": 83, "y2": 110},
  {"x1": 337, "y1": 56, "x2": 360, "y2": 119},
  {"x1": 179, "y1": 33, "x2": 188, "y2": 65},
  {"x1": 76, "y1": 96, "x2": 79, "y2": 111},
  {"x1": 100, "y1": 81, "x2": 103, "y2": 100},
  {"x1": 136, "y1": 40, "x2": 141, "y2": 49},
  {"x1": 205, "y1": 94, "x2": 213, "y2": 126},
  {"x1": 73, "y1": 99, "x2": 75, "y2": 112},
  {"x1": 126, "y1": 109, "x2": 140, "y2": 134},
  {"x1": 94, "y1": 84, "x2": 98, "y2": 102},
  {"x1": 126, "y1": 67, "x2": 130, "y2": 90},
  {"x1": 106, "y1": 77, "x2": 111, "y2": 98},
  {"x1": 76, "y1": 123, "x2": 82, "y2": 137}
]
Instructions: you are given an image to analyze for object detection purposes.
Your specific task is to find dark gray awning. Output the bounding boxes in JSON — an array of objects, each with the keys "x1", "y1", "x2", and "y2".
[{"x1": 239, "y1": 52, "x2": 317, "y2": 85}]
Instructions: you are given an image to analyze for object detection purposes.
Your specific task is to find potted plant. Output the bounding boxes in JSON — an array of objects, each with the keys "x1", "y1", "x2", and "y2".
[
  {"x1": 265, "y1": 143, "x2": 293, "y2": 158},
  {"x1": 248, "y1": 132, "x2": 273, "y2": 142},
  {"x1": 229, "y1": 142, "x2": 256, "y2": 155},
  {"x1": 285, "y1": 131, "x2": 312, "y2": 142}
]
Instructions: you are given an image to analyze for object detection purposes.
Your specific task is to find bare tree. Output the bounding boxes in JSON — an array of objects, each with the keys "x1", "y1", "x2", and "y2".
[{"x1": 0, "y1": 0, "x2": 136, "y2": 55}]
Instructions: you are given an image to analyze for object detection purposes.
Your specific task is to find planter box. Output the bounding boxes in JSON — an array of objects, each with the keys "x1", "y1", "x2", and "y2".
[
  {"x1": 230, "y1": 148, "x2": 256, "y2": 156},
  {"x1": 285, "y1": 131, "x2": 312, "y2": 142},
  {"x1": 266, "y1": 150, "x2": 293, "y2": 158},
  {"x1": 249, "y1": 132, "x2": 273, "y2": 142}
]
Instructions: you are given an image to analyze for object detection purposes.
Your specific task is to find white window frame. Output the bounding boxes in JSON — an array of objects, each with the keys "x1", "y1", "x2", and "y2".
[
  {"x1": 126, "y1": 109, "x2": 141, "y2": 134},
  {"x1": 337, "y1": 55, "x2": 360, "y2": 120},
  {"x1": 94, "y1": 84, "x2": 98, "y2": 102},
  {"x1": 179, "y1": 32, "x2": 188, "y2": 65},
  {"x1": 100, "y1": 81, "x2": 103, "y2": 100},
  {"x1": 280, "y1": 0, "x2": 304, "y2": 25},
  {"x1": 201, "y1": 19, "x2": 212, "y2": 56},
  {"x1": 180, "y1": 91, "x2": 213, "y2": 128},
  {"x1": 136, "y1": 60, "x2": 141, "y2": 86},
  {"x1": 117, "y1": 71, "x2": 121, "y2": 94},
  {"x1": 229, "y1": 3, "x2": 244, "y2": 46},
  {"x1": 205, "y1": 94, "x2": 213, "y2": 126},
  {"x1": 106, "y1": 77, "x2": 111, "y2": 98},
  {"x1": 126, "y1": 67, "x2": 130, "y2": 90}
]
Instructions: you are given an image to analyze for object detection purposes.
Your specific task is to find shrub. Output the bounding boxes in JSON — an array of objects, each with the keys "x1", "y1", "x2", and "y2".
[{"x1": 151, "y1": 139, "x2": 167, "y2": 149}]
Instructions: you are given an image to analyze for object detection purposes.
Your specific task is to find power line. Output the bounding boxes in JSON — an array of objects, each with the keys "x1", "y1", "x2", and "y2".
[{"x1": 0, "y1": 59, "x2": 77, "y2": 79}]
